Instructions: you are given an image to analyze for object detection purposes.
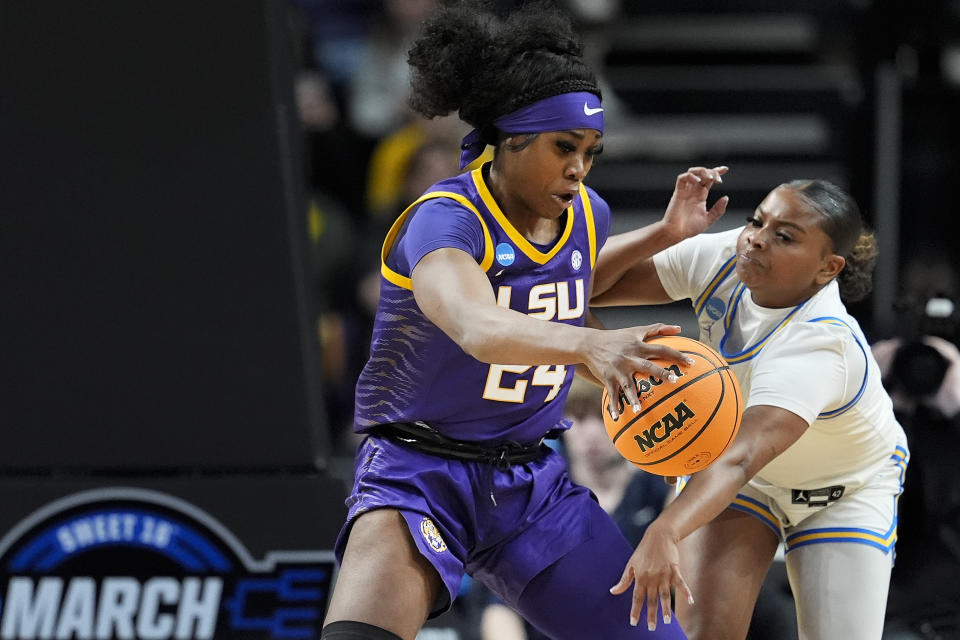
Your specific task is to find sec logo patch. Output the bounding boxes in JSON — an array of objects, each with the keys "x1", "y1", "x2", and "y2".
[{"x1": 571, "y1": 250, "x2": 583, "y2": 271}]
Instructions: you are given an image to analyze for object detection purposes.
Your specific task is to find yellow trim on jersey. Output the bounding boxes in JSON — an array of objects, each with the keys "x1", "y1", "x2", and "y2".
[
  {"x1": 731, "y1": 495, "x2": 782, "y2": 533},
  {"x1": 891, "y1": 445, "x2": 909, "y2": 477},
  {"x1": 380, "y1": 191, "x2": 494, "y2": 290},
  {"x1": 471, "y1": 168, "x2": 574, "y2": 265},
  {"x1": 680, "y1": 478, "x2": 782, "y2": 535},
  {"x1": 579, "y1": 184, "x2": 597, "y2": 268},
  {"x1": 784, "y1": 448, "x2": 906, "y2": 554},
  {"x1": 693, "y1": 255, "x2": 737, "y2": 316},
  {"x1": 719, "y1": 282, "x2": 808, "y2": 364},
  {"x1": 785, "y1": 527, "x2": 897, "y2": 551}
]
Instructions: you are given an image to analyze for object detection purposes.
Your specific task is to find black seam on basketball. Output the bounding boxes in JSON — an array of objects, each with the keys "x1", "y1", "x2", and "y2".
[
  {"x1": 627, "y1": 370, "x2": 728, "y2": 467},
  {"x1": 616, "y1": 363, "x2": 739, "y2": 469},
  {"x1": 639, "y1": 366, "x2": 742, "y2": 468},
  {"x1": 611, "y1": 359, "x2": 726, "y2": 444}
]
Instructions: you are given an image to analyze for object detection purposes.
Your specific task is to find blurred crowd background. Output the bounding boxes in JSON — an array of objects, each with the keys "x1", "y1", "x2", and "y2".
[
  {"x1": 285, "y1": 0, "x2": 960, "y2": 447},
  {"x1": 283, "y1": 1, "x2": 960, "y2": 638}
]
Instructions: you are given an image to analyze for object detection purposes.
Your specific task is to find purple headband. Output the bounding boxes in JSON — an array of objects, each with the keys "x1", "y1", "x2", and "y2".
[{"x1": 458, "y1": 91, "x2": 604, "y2": 170}]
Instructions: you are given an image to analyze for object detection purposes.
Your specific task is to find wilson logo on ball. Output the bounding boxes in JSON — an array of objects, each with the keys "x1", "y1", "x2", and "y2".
[
  {"x1": 615, "y1": 364, "x2": 683, "y2": 413},
  {"x1": 602, "y1": 335, "x2": 742, "y2": 476},
  {"x1": 635, "y1": 364, "x2": 683, "y2": 395}
]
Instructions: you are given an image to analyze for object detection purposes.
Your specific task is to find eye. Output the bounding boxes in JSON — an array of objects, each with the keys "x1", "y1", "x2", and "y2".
[
  {"x1": 588, "y1": 145, "x2": 604, "y2": 158},
  {"x1": 746, "y1": 216, "x2": 761, "y2": 227},
  {"x1": 557, "y1": 141, "x2": 576, "y2": 153},
  {"x1": 776, "y1": 231, "x2": 793, "y2": 242}
]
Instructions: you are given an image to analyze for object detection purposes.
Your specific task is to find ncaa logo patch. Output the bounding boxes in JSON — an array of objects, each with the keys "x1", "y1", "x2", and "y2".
[
  {"x1": 495, "y1": 243, "x2": 515, "y2": 267},
  {"x1": 571, "y1": 250, "x2": 583, "y2": 271},
  {"x1": 419, "y1": 517, "x2": 447, "y2": 553},
  {"x1": 705, "y1": 297, "x2": 726, "y2": 321},
  {"x1": 0, "y1": 488, "x2": 335, "y2": 640}
]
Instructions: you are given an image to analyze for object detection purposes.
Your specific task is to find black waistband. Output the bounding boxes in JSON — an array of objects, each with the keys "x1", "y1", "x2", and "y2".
[{"x1": 371, "y1": 421, "x2": 555, "y2": 468}]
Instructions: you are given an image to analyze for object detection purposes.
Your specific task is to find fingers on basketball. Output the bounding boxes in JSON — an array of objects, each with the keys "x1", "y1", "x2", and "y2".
[{"x1": 601, "y1": 335, "x2": 742, "y2": 476}]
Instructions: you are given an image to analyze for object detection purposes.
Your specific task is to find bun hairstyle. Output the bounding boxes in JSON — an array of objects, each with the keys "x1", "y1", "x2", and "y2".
[
  {"x1": 784, "y1": 179, "x2": 878, "y2": 303},
  {"x1": 407, "y1": 0, "x2": 601, "y2": 146}
]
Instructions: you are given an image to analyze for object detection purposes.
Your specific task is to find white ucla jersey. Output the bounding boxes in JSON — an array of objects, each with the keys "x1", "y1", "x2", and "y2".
[{"x1": 654, "y1": 227, "x2": 907, "y2": 493}]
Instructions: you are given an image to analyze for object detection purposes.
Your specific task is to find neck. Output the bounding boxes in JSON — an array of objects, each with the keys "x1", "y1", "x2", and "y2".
[
  {"x1": 484, "y1": 162, "x2": 540, "y2": 234},
  {"x1": 749, "y1": 283, "x2": 824, "y2": 309},
  {"x1": 485, "y1": 162, "x2": 558, "y2": 243}
]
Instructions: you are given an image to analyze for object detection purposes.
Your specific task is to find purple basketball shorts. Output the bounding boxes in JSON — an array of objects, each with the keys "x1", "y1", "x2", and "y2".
[{"x1": 334, "y1": 435, "x2": 687, "y2": 639}]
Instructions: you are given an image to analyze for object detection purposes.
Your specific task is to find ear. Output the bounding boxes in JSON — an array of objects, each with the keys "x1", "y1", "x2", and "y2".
[{"x1": 816, "y1": 254, "x2": 846, "y2": 285}]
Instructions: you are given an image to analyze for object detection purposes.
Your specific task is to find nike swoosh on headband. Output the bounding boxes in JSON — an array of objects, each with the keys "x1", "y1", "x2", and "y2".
[{"x1": 459, "y1": 92, "x2": 605, "y2": 169}]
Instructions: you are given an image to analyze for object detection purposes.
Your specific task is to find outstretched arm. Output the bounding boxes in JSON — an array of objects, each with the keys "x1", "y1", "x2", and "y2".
[
  {"x1": 591, "y1": 166, "x2": 729, "y2": 305},
  {"x1": 609, "y1": 404, "x2": 809, "y2": 630},
  {"x1": 412, "y1": 247, "x2": 694, "y2": 416}
]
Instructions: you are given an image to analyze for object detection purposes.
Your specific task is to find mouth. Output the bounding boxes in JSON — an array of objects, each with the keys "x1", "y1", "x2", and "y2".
[
  {"x1": 552, "y1": 191, "x2": 576, "y2": 207},
  {"x1": 739, "y1": 251, "x2": 762, "y2": 268}
]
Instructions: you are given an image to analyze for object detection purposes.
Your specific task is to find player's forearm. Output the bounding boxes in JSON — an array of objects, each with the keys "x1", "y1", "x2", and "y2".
[
  {"x1": 656, "y1": 409, "x2": 804, "y2": 541},
  {"x1": 591, "y1": 221, "x2": 682, "y2": 299},
  {"x1": 452, "y1": 302, "x2": 597, "y2": 365},
  {"x1": 648, "y1": 458, "x2": 751, "y2": 543}
]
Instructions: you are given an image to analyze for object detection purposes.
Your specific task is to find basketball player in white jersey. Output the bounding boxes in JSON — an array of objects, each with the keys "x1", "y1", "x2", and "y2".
[{"x1": 596, "y1": 179, "x2": 908, "y2": 640}]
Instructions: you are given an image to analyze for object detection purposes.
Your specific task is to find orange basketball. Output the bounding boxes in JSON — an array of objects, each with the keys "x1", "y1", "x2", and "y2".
[{"x1": 601, "y1": 334, "x2": 742, "y2": 476}]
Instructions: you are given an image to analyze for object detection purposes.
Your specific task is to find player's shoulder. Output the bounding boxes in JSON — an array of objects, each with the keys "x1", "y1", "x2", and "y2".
[
  {"x1": 775, "y1": 314, "x2": 861, "y2": 358},
  {"x1": 419, "y1": 171, "x2": 478, "y2": 202},
  {"x1": 701, "y1": 225, "x2": 741, "y2": 248},
  {"x1": 663, "y1": 225, "x2": 740, "y2": 271},
  {"x1": 410, "y1": 173, "x2": 483, "y2": 218},
  {"x1": 798, "y1": 285, "x2": 865, "y2": 339}
]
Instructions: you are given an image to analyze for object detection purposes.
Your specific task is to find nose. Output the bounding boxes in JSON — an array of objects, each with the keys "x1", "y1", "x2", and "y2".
[
  {"x1": 746, "y1": 227, "x2": 767, "y2": 248},
  {"x1": 566, "y1": 155, "x2": 587, "y2": 181}
]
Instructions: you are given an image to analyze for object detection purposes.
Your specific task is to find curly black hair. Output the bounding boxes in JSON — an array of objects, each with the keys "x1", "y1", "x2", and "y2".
[{"x1": 407, "y1": 0, "x2": 601, "y2": 146}]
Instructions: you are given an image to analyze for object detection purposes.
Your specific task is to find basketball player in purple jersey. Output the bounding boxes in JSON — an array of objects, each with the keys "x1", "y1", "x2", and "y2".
[{"x1": 320, "y1": 3, "x2": 728, "y2": 639}]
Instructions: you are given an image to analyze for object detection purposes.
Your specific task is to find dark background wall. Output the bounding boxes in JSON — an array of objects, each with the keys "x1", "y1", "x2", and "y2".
[
  {"x1": 0, "y1": 4, "x2": 347, "y2": 633},
  {"x1": 0, "y1": 0, "x2": 330, "y2": 471}
]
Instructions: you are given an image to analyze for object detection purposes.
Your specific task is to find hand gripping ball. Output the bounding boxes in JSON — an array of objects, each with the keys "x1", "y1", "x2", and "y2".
[{"x1": 602, "y1": 335, "x2": 742, "y2": 476}]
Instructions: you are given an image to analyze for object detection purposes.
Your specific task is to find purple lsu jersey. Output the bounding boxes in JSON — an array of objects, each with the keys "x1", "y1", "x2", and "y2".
[{"x1": 353, "y1": 164, "x2": 611, "y2": 444}]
